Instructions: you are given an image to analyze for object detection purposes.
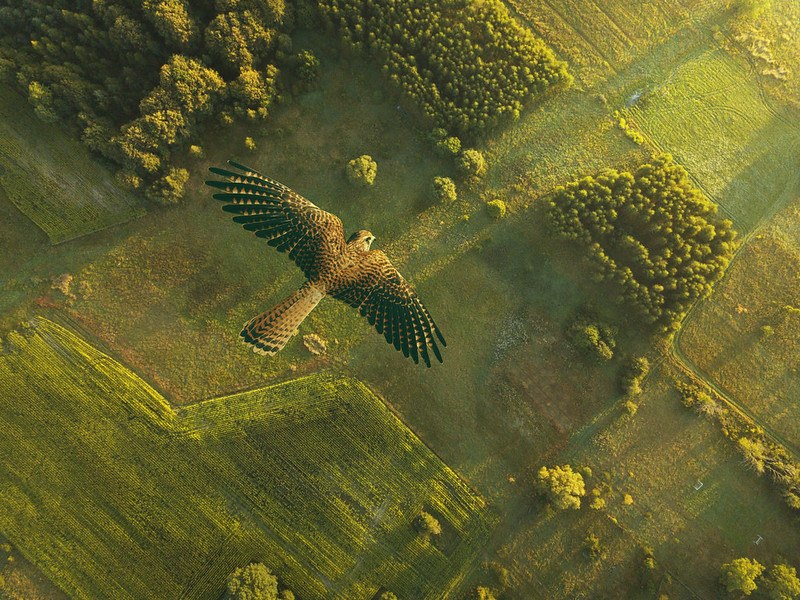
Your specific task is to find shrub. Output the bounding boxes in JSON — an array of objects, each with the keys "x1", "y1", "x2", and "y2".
[
  {"x1": 295, "y1": 49, "x2": 319, "y2": 83},
  {"x1": 620, "y1": 356, "x2": 650, "y2": 396},
  {"x1": 458, "y1": 149, "x2": 487, "y2": 178},
  {"x1": 145, "y1": 167, "x2": 189, "y2": 205},
  {"x1": 189, "y1": 144, "x2": 204, "y2": 158},
  {"x1": 486, "y1": 199, "x2": 507, "y2": 220},
  {"x1": 584, "y1": 533, "x2": 606, "y2": 561},
  {"x1": 432, "y1": 176, "x2": 457, "y2": 203},
  {"x1": 568, "y1": 313, "x2": 615, "y2": 361},
  {"x1": 535, "y1": 464, "x2": 585, "y2": 510},
  {"x1": 245, "y1": 136, "x2": 257, "y2": 151},
  {"x1": 624, "y1": 400, "x2": 638, "y2": 415},
  {"x1": 346, "y1": 155, "x2": 378, "y2": 187}
]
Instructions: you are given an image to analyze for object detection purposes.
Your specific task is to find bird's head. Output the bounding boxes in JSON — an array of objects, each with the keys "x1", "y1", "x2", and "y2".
[{"x1": 348, "y1": 230, "x2": 375, "y2": 252}]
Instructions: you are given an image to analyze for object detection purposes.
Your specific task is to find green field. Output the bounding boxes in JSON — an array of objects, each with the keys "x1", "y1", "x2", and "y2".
[
  {"x1": 505, "y1": 0, "x2": 704, "y2": 86},
  {"x1": 499, "y1": 361, "x2": 800, "y2": 598},
  {"x1": 623, "y1": 45, "x2": 800, "y2": 232},
  {"x1": 679, "y1": 196, "x2": 800, "y2": 450},
  {"x1": 0, "y1": 88, "x2": 143, "y2": 244},
  {"x1": 0, "y1": 318, "x2": 491, "y2": 599},
  {"x1": 2, "y1": 1, "x2": 800, "y2": 598}
]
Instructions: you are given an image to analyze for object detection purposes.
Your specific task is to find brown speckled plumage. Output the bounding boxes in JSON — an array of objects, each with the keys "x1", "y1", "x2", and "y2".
[{"x1": 205, "y1": 161, "x2": 446, "y2": 366}]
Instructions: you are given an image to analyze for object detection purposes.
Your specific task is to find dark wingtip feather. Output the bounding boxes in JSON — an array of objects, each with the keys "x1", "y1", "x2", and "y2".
[{"x1": 227, "y1": 159, "x2": 260, "y2": 175}]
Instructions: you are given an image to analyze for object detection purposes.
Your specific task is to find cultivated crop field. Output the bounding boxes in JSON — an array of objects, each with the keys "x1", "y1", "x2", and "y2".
[
  {"x1": 0, "y1": 89, "x2": 143, "y2": 244},
  {"x1": 0, "y1": 319, "x2": 491, "y2": 599}
]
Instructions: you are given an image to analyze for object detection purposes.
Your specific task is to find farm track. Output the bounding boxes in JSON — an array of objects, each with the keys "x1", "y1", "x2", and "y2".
[{"x1": 668, "y1": 143, "x2": 800, "y2": 460}]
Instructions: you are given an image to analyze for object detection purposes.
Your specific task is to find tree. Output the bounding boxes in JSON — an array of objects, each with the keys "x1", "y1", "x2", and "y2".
[
  {"x1": 295, "y1": 49, "x2": 319, "y2": 83},
  {"x1": 536, "y1": 464, "x2": 585, "y2": 510},
  {"x1": 432, "y1": 176, "x2": 457, "y2": 203},
  {"x1": 458, "y1": 149, "x2": 487, "y2": 178},
  {"x1": 226, "y1": 563, "x2": 278, "y2": 600},
  {"x1": 435, "y1": 135, "x2": 461, "y2": 156},
  {"x1": 143, "y1": 0, "x2": 198, "y2": 50},
  {"x1": 764, "y1": 564, "x2": 800, "y2": 600},
  {"x1": 720, "y1": 558, "x2": 765, "y2": 596},
  {"x1": 379, "y1": 593, "x2": 398, "y2": 600},
  {"x1": 414, "y1": 511, "x2": 442, "y2": 537},
  {"x1": 486, "y1": 199, "x2": 506, "y2": 219},
  {"x1": 346, "y1": 155, "x2": 377, "y2": 186}
]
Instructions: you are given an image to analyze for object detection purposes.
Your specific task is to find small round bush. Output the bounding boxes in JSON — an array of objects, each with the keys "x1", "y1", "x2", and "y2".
[
  {"x1": 188, "y1": 144, "x2": 204, "y2": 158},
  {"x1": 486, "y1": 199, "x2": 506, "y2": 219},
  {"x1": 432, "y1": 176, "x2": 457, "y2": 202},
  {"x1": 245, "y1": 136, "x2": 256, "y2": 151},
  {"x1": 458, "y1": 149, "x2": 487, "y2": 178},
  {"x1": 347, "y1": 155, "x2": 377, "y2": 187}
]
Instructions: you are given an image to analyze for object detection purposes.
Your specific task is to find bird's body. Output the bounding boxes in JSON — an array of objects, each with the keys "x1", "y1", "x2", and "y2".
[{"x1": 205, "y1": 161, "x2": 446, "y2": 366}]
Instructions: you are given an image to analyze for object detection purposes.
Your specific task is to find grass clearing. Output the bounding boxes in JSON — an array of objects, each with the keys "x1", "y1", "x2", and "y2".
[
  {"x1": 0, "y1": 318, "x2": 491, "y2": 599},
  {"x1": 506, "y1": 0, "x2": 704, "y2": 86},
  {"x1": 623, "y1": 45, "x2": 800, "y2": 232},
  {"x1": 0, "y1": 88, "x2": 143, "y2": 244},
  {"x1": 498, "y1": 362, "x2": 800, "y2": 599},
  {"x1": 679, "y1": 195, "x2": 800, "y2": 449}
]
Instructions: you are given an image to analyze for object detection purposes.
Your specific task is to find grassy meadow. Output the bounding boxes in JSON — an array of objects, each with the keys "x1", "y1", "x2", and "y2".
[
  {"x1": 680, "y1": 196, "x2": 800, "y2": 450},
  {"x1": 0, "y1": 318, "x2": 491, "y2": 599},
  {"x1": 0, "y1": 88, "x2": 143, "y2": 244},
  {"x1": 1, "y1": 1, "x2": 800, "y2": 599}
]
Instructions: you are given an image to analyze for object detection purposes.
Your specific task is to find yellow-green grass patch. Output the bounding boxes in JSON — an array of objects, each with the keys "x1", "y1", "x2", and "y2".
[
  {"x1": 679, "y1": 196, "x2": 800, "y2": 450},
  {"x1": 0, "y1": 318, "x2": 492, "y2": 599},
  {"x1": 623, "y1": 45, "x2": 800, "y2": 232},
  {"x1": 500, "y1": 362, "x2": 800, "y2": 599},
  {"x1": 0, "y1": 88, "x2": 143, "y2": 244},
  {"x1": 505, "y1": 0, "x2": 707, "y2": 86}
]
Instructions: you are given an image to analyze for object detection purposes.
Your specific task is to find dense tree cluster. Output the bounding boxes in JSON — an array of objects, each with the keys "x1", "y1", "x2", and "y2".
[
  {"x1": 0, "y1": 0, "x2": 293, "y2": 203},
  {"x1": 317, "y1": 0, "x2": 569, "y2": 137},
  {"x1": 548, "y1": 155, "x2": 737, "y2": 329}
]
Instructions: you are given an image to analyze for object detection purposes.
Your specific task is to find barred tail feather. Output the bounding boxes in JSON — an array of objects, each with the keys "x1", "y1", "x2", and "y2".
[{"x1": 241, "y1": 282, "x2": 325, "y2": 355}]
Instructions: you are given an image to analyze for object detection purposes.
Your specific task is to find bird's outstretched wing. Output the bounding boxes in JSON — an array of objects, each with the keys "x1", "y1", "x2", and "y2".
[
  {"x1": 331, "y1": 250, "x2": 446, "y2": 367},
  {"x1": 205, "y1": 161, "x2": 346, "y2": 280}
]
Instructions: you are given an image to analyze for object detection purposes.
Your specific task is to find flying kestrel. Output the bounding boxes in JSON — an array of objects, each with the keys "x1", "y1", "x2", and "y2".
[{"x1": 205, "y1": 161, "x2": 446, "y2": 366}]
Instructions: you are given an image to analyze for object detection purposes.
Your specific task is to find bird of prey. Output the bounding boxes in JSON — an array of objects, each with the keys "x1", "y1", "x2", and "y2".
[{"x1": 205, "y1": 161, "x2": 446, "y2": 366}]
